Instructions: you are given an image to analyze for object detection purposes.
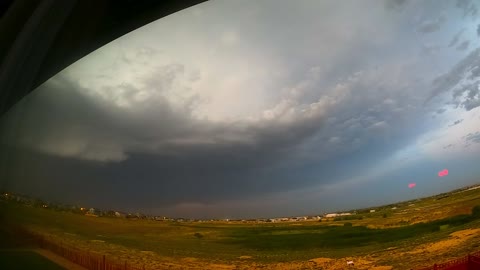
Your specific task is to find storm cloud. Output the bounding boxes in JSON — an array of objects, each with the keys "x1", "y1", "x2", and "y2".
[
  {"x1": 416, "y1": 15, "x2": 447, "y2": 33},
  {"x1": 465, "y1": 132, "x2": 480, "y2": 144},
  {"x1": 449, "y1": 28, "x2": 465, "y2": 47},
  {"x1": 428, "y1": 48, "x2": 480, "y2": 111}
]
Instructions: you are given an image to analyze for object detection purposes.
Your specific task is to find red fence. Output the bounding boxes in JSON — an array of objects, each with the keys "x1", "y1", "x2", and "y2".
[
  {"x1": 16, "y1": 227, "x2": 145, "y2": 270},
  {"x1": 38, "y1": 236, "x2": 145, "y2": 270},
  {"x1": 416, "y1": 251, "x2": 480, "y2": 270}
]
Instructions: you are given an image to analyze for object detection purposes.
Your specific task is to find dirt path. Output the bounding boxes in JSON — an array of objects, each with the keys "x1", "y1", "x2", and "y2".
[{"x1": 34, "y1": 249, "x2": 88, "y2": 270}]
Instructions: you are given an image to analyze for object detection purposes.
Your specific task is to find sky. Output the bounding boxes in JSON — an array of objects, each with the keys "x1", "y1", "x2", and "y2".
[{"x1": 1, "y1": 0, "x2": 480, "y2": 219}]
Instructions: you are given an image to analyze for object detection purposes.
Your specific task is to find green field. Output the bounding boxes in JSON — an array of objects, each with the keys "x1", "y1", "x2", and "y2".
[{"x1": 1, "y1": 186, "x2": 480, "y2": 269}]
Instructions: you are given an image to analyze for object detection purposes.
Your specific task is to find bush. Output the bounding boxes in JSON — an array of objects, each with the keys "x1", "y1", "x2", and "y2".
[
  {"x1": 194, "y1": 232, "x2": 203, "y2": 239},
  {"x1": 383, "y1": 213, "x2": 388, "y2": 218},
  {"x1": 344, "y1": 222, "x2": 353, "y2": 227},
  {"x1": 472, "y1": 205, "x2": 480, "y2": 219}
]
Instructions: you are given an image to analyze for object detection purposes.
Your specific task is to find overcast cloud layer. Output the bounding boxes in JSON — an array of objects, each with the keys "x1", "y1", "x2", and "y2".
[{"x1": 1, "y1": 0, "x2": 480, "y2": 218}]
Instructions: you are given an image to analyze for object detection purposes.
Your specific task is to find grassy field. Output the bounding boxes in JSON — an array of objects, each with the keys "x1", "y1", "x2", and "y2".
[{"x1": 1, "y1": 186, "x2": 480, "y2": 269}]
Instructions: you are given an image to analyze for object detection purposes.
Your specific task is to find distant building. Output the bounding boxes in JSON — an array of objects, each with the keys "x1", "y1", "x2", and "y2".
[
  {"x1": 114, "y1": 211, "x2": 127, "y2": 218},
  {"x1": 86, "y1": 208, "x2": 100, "y2": 217},
  {"x1": 325, "y1": 213, "x2": 339, "y2": 218},
  {"x1": 370, "y1": 210, "x2": 376, "y2": 213}
]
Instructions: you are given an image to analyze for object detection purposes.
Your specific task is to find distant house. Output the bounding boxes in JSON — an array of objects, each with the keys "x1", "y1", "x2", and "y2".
[
  {"x1": 325, "y1": 213, "x2": 339, "y2": 218},
  {"x1": 369, "y1": 210, "x2": 376, "y2": 213},
  {"x1": 114, "y1": 211, "x2": 127, "y2": 218},
  {"x1": 86, "y1": 208, "x2": 99, "y2": 217}
]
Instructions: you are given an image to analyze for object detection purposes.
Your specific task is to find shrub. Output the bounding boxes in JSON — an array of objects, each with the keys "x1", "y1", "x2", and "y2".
[
  {"x1": 439, "y1": 224, "x2": 449, "y2": 230},
  {"x1": 344, "y1": 222, "x2": 353, "y2": 227},
  {"x1": 194, "y1": 232, "x2": 203, "y2": 239},
  {"x1": 472, "y1": 205, "x2": 480, "y2": 219},
  {"x1": 383, "y1": 213, "x2": 387, "y2": 218}
]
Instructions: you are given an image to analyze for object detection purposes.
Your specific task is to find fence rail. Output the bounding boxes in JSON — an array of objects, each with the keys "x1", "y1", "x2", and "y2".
[
  {"x1": 416, "y1": 251, "x2": 480, "y2": 270},
  {"x1": 15, "y1": 227, "x2": 145, "y2": 270}
]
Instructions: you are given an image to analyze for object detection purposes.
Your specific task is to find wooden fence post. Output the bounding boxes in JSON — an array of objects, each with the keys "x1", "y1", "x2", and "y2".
[
  {"x1": 124, "y1": 260, "x2": 127, "y2": 270},
  {"x1": 103, "y1": 255, "x2": 106, "y2": 270}
]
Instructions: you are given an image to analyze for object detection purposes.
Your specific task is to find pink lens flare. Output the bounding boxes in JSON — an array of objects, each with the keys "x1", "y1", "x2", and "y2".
[
  {"x1": 438, "y1": 169, "x2": 449, "y2": 177},
  {"x1": 408, "y1": 183, "x2": 416, "y2": 188}
]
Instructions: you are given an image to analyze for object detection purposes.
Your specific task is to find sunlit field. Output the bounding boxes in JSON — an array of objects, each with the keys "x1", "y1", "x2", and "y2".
[{"x1": 1, "y1": 185, "x2": 480, "y2": 269}]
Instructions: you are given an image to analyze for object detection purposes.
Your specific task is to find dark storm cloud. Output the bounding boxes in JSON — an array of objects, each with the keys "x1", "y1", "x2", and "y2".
[
  {"x1": 422, "y1": 43, "x2": 442, "y2": 55},
  {"x1": 456, "y1": 40, "x2": 470, "y2": 51},
  {"x1": 436, "y1": 108, "x2": 446, "y2": 114},
  {"x1": 465, "y1": 132, "x2": 480, "y2": 144},
  {"x1": 416, "y1": 15, "x2": 446, "y2": 33},
  {"x1": 2, "y1": 146, "x2": 322, "y2": 209},
  {"x1": 1, "y1": 73, "x2": 337, "y2": 207},
  {"x1": 464, "y1": 98, "x2": 480, "y2": 111},
  {"x1": 0, "y1": 59, "x2": 432, "y2": 210},
  {"x1": 456, "y1": 0, "x2": 478, "y2": 18},
  {"x1": 427, "y1": 48, "x2": 480, "y2": 111},
  {"x1": 384, "y1": 0, "x2": 409, "y2": 11},
  {"x1": 448, "y1": 28, "x2": 465, "y2": 47},
  {"x1": 443, "y1": 143, "x2": 454, "y2": 149},
  {"x1": 450, "y1": 119, "x2": 464, "y2": 126}
]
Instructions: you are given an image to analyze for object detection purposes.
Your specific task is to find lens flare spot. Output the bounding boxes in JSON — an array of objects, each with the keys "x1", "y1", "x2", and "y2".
[
  {"x1": 438, "y1": 169, "x2": 449, "y2": 177},
  {"x1": 408, "y1": 183, "x2": 416, "y2": 188}
]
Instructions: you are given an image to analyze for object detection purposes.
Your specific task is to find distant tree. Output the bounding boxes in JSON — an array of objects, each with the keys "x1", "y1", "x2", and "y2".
[
  {"x1": 383, "y1": 213, "x2": 388, "y2": 218},
  {"x1": 472, "y1": 205, "x2": 480, "y2": 218}
]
